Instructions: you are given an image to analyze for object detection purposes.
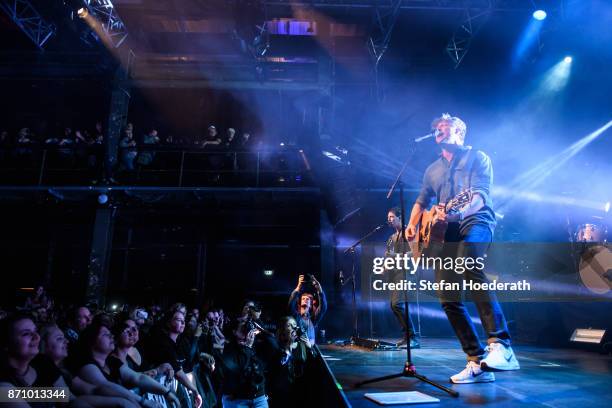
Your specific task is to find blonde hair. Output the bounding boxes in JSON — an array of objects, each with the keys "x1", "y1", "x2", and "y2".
[{"x1": 431, "y1": 113, "x2": 467, "y2": 141}]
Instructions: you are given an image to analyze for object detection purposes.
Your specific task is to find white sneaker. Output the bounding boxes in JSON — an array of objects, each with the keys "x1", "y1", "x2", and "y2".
[
  {"x1": 450, "y1": 361, "x2": 495, "y2": 384},
  {"x1": 480, "y1": 343, "x2": 520, "y2": 372}
]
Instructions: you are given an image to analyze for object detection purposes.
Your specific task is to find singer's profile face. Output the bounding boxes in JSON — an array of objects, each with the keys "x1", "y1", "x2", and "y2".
[
  {"x1": 435, "y1": 120, "x2": 463, "y2": 146},
  {"x1": 435, "y1": 121, "x2": 451, "y2": 143}
]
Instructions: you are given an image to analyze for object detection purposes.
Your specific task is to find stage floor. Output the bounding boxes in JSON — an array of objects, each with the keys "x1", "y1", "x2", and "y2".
[{"x1": 320, "y1": 338, "x2": 611, "y2": 408}]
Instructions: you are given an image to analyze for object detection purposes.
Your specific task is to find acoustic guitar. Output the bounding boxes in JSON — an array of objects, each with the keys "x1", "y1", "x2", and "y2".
[{"x1": 410, "y1": 189, "x2": 473, "y2": 257}]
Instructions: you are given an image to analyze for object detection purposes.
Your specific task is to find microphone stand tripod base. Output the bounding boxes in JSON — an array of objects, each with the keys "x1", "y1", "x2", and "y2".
[{"x1": 354, "y1": 361, "x2": 459, "y2": 398}]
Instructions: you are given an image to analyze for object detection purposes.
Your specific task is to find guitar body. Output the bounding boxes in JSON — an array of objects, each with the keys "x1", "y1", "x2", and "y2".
[
  {"x1": 411, "y1": 189, "x2": 473, "y2": 258},
  {"x1": 419, "y1": 206, "x2": 448, "y2": 247}
]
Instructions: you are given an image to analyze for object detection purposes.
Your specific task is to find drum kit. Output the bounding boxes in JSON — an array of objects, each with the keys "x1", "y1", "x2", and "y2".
[{"x1": 572, "y1": 219, "x2": 611, "y2": 295}]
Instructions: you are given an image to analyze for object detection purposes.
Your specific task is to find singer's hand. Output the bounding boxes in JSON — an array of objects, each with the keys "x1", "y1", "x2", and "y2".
[
  {"x1": 434, "y1": 205, "x2": 451, "y2": 223},
  {"x1": 405, "y1": 224, "x2": 417, "y2": 241},
  {"x1": 442, "y1": 212, "x2": 461, "y2": 223}
]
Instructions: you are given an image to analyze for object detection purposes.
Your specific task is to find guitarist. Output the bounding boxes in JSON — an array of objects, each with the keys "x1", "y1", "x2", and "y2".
[{"x1": 405, "y1": 113, "x2": 519, "y2": 384}]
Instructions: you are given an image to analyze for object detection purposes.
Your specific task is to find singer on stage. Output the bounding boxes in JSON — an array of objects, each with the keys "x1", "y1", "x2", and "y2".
[{"x1": 406, "y1": 113, "x2": 520, "y2": 384}]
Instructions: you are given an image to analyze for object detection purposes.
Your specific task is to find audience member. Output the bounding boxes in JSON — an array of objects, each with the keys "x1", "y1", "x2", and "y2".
[
  {"x1": 24, "y1": 285, "x2": 52, "y2": 311},
  {"x1": 119, "y1": 125, "x2": 137, "y2": 171},
  {"x1": 0, "y1": 315, "x2": 78, "y2": 407},
  {"x1": 143, "y1": 309, "x2": 203, "y2": 407},
  {"x1": 288, "y1": 275, "x2": 327, "y2": 345},
  {"x1": 63, "y1": 306, "x2": 92, "y2": 347},
  {"x1": 0, "y1": 283, "x2": 323, "y2": 408},
  {"x1": 223, "y1": 128, "x2": 237, "y2": 149},
  {"x1": 137, "y1": 128, "x2": 160, "y2": 167},
  {"x1": 72, "y1": 320, "x2": 180, "y2": 407},
  {"x1": 201, "y1": 310, "x2": 225, "y2": 355},
  {"x1": 111, "y1": 317, "x2": 173, "y2": 379},
  {"x1": 238, "y1": 132, "x2": 251, "y2": 149},
  {"x1": 39, "y1": 323, "x2": 140, "y2": 407},
  {"x1": 266, "y1": 316, "x2": 315, "y2": 407},
  {"x1": 217, "y1": 317, "x2": 268, "y2": 408},
  {"x1": 201, "y1": 126, "x2": 221, "y2": 148},
  {"x1": 93, "y1": 122, "x2": 104, "y2": 145}
]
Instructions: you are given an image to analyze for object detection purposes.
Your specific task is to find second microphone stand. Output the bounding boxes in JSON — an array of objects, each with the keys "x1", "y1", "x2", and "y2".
[{"x1": 343, "y1": 224, "x2": 384, "y2": 344}]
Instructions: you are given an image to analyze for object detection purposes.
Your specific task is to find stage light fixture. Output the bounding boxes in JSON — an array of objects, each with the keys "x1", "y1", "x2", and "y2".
[
  {"x1": 605, "y1": 202, "x2": 611, "y2": 213},
  {"x1": 263, "y1": 269, "x2": 274, "y2": 277},
  {"x1": 533, "y1": 10, "x2": 547, "y2": 21},
  {"x1": 564, "y1": 56, "x2": 573, "y2": 63},
  {"x1": 570, "y1": 328, "x2": 606, "y2": 344},
  {"x1": 111, "y1": 304, "x2": 118, "y2": 311},
  {"x1": 98, "y1": 193, "x2": 109, "y2": 204}
]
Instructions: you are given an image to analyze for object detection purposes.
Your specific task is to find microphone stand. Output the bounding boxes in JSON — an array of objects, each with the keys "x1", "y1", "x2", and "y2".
[
  {"x1": 355, "y1": 144, "x2": 458, "y2": 398},
  {"x1": 343, "y1": 224, "x2": 384, "y2": 342}
]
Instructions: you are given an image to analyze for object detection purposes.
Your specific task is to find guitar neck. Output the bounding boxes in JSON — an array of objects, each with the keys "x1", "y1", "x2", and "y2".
[{"x1": 447, "y1": 190, "x2": 471, "y2": 213}]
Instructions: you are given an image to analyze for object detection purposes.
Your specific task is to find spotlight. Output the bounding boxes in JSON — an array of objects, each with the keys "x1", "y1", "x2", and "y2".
[
  {"x1": 532, "y1": 10, "x2": 547, "y2": 20},
  {"x1": 263, "y1": 269, "x2": 274, "y2": 277},
  {"x1": 77, "y1": 7, "x2": 88, "y2": 18},
  {"x1": 564, "y1": 56, "x2": 573, "y2": 63},
  {"x1": 280, "y1": 142, "x2": 285, "y2": 147},
  {"x1": 97, "y1": 193, "x2": 109, "y2": 205},
  {"x1": 605, "y1": 202, "x2": 610, "y2": 213},
  {"x1": 570, "y1": 328, "x2": 606, "y2": 344},
  {"x1": 111, "y1": 304, "x2": 118, "y2": 311}
]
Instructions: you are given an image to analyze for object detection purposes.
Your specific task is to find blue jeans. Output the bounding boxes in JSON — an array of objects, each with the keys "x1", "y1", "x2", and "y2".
[
  {"x1": 222, "y1": 395, "x2": 268, "y2": 408},
  {"x1": 435, "y1": 223, "x2": 510, "y2": 360}
]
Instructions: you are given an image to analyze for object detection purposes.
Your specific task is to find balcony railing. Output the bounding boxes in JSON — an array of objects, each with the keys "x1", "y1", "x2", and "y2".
[{"x1": 0, "y1": 145, "x2": 312, "y2": 188}]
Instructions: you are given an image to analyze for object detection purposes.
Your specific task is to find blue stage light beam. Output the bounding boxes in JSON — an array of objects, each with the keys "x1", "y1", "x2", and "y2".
[
  {"x1": 539, "y1": 56, "x2": 573, "y2": 93},
  {"x1": 498, "y1": 120, "x2": 612, "y2": 212},
  {"x1": 512, "y1": 17, "x2": 544, "y2": 70},
  {"x1": 493, "y1": 187, "x2": 610, "y2": 212}
]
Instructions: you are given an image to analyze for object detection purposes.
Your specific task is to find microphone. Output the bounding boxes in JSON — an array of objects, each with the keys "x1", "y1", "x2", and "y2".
[{"x1": 414, "y1": 129, "x2": 441, "y2": 142}]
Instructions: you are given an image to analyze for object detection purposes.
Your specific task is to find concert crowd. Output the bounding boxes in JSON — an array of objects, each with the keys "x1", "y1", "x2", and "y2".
[{"x1": 0, "y1": 275, "x2": 328, "y2": 408}]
